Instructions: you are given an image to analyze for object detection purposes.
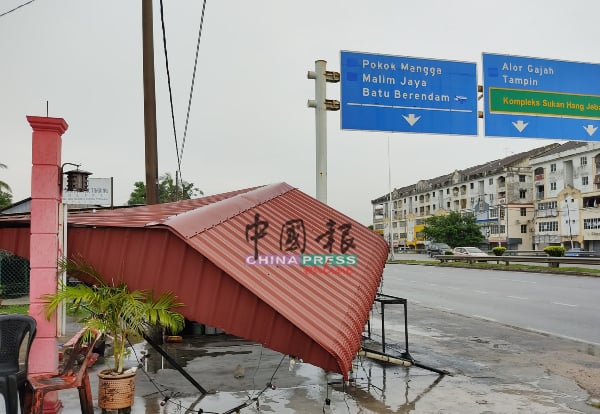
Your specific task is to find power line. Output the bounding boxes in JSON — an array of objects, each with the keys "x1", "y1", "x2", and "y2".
[
  {"x1": 159, "y1": 0, "x2": 208, "y2": 199},
  {"x1": 180, "y1": 0, "x2": 208, "y2": 168},
  {"x1": 158, "y1": 0, "x2": 181, "y2": 185},
  {"x1": 0, "y1": 0, "x2": 36, "y2": 18}
]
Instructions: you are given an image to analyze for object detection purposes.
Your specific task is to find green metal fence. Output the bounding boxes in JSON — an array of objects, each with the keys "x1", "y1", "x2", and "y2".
[{"x1": 0, "y1": 250, "x2": 30, "y2": 299}]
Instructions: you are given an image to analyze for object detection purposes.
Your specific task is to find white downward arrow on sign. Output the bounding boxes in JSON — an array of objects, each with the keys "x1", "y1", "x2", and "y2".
[
  {"x1": 403, "y1": 114, "x2": 421, "y2": 126},
  {"x1": 512, "y1": 120, "x2": 528, "y2": 132},
  {"x1": 583, "y1": 124, "x2": 598, "y2": 136}
]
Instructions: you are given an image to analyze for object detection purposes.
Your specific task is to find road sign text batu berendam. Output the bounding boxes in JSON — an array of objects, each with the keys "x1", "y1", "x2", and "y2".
[{"x1": 341, "y1": 50, "x2": 477, "y2": 136}]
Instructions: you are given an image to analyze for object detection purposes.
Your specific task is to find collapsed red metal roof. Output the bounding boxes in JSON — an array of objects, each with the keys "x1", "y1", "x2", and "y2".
[{"x1": 0, "y1": 183, "x2": 388, "y2": 377}]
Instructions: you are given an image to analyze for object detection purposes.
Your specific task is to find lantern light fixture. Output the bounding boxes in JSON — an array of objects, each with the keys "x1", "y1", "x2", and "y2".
[{"x1": 61, "y1": 163, "x2": 92, "y2": 192}]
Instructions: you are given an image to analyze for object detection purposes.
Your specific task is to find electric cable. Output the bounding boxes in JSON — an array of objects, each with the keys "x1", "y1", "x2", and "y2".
[
  {"x1": 158, "y1": 0, "x2": 182, "y2": 193},
  {"x1": 250, "y1": 344, "x2": 264, "y2": 398},
  {"x1": 179, "y1": 0, "x2": 207, "y2": 170},
  {"x1": 158, "y1": 0, "x2": 207, "y2": 198},
  {"x1": 126, "y1": 337, "x2": 286, "y2": 414},
  {"x1": 0, "y1": 0, "x2": 35, "y2": 18}
]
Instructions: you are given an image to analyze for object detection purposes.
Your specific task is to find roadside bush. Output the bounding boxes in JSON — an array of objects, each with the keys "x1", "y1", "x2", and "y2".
[
  {"x1": 544, "y1": 246, "x2": 565, "y2": 257},
  {"x1": 492, "y1": 246, "x2": 506, "y2": 256},
  {"x1": 444, "y1": 250, "x2": 454, "y2": 255}
]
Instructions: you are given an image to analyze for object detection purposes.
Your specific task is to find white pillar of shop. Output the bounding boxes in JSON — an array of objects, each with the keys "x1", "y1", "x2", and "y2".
[{"x1": 307, "y1": 60, "x2": 339, "y2": 204}]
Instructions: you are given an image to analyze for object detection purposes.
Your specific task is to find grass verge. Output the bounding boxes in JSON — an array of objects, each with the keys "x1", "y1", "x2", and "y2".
[
  {"x1": 0, "y1": 304, "x2": 29, "y2": 314},
  {"x1": 389, "y1": 258, "x2": 600, "y2": 277}
]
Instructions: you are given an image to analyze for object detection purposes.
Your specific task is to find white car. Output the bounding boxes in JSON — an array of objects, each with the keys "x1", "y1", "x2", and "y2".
[{"x1": 453, "y1": 247, "x2": 489, "y2": 257}]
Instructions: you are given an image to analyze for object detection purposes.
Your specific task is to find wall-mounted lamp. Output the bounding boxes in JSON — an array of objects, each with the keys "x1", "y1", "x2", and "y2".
[{"x1": 61, "y1": 163, "x2": 92, "y2": 192}]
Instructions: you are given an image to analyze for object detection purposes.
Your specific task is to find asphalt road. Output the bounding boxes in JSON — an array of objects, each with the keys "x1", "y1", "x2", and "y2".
[{"x1": 381, "y1": 261, "x2": 600, "y2": 345}]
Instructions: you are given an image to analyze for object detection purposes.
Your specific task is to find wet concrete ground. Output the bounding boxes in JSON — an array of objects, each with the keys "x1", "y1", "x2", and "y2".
[{"x1": 51, "y1": 302, "x2": 600, "y2": 414}]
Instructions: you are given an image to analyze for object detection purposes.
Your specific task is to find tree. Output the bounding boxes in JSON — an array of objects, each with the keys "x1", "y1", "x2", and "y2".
[
  {"x1": 127, "y1": 172, "x2": 202, "y2": 205},
  {"x1": 0, "y1": 163, "x2": 13, "y2": 208},
  {"x1": 423, "y1": 211, "x2": 484, "y2": 248}
]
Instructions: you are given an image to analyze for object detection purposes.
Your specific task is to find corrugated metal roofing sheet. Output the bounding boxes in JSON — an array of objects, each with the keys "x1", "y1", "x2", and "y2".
[{"x1": 0, "y1": 183, "x2": 388, "y2": 378}]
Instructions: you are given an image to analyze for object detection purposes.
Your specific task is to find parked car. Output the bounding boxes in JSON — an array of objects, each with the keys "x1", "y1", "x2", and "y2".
[
  {"x1": 453, "y1": 247, "x2": 489, "y2": 257},
  {"x1": 565, "y1": 248, "x2": 596, "y2": 257},
  {"x1": 427, "y1": 242, "x2": 453, "y2": 257}
]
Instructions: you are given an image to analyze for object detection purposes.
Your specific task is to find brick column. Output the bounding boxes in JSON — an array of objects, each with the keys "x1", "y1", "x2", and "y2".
[{"x1": 27, "y1": 115, "x2": 68, "y2": 413}]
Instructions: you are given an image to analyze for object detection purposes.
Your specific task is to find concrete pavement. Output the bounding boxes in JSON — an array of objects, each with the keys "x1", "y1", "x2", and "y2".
[
  {"x1": 49, "y1": 304, "x2": 600, "y2": 414},
  {"x1": 3, "y1": 280, "x2": 600, "y2": 413}
]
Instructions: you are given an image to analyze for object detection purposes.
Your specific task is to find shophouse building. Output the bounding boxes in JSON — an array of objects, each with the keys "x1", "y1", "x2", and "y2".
[
  {"x1": 529, "y1": 141, "x2": 600, "y2": 251},
  {"x1": 371, "y1": 143, "x2": 564, "y2": 251}
]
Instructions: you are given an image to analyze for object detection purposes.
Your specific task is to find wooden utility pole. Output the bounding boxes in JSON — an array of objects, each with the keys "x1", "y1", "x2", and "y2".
[{"x1": 142, "y1": 0, "x2": 159, "y2": 204}]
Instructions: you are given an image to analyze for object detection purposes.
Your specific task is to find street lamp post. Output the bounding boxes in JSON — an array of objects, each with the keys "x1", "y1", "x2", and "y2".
[
  {"x1": 387, "y1": 138, "x2": 394, "y2": 261},
  {"x1": 57, "y1": 164, "x2": 92, "y2": 335},
  {"x1": 565, "y1": 199, "x2": 574, "y2": 249},
  {"x1": 505, "y1": 199, "x2": 509, "y2": 249}
]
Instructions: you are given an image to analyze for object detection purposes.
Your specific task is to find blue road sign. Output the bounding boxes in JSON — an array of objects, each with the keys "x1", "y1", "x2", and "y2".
[
  {"x1": 340, "y1": 51, "x2": 477, "y2": 135},
  {"x1": 483, "y1": 53, "x2": 600, "y2": 141}
]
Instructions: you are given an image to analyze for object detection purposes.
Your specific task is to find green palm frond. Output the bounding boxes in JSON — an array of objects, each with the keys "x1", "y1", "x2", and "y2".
[
  {"x1": 43, "y1": 257, "x2": 186, "y2": 374},
  {"x1": 0, "y1": 163, "x2": 11, "y2": 193}
]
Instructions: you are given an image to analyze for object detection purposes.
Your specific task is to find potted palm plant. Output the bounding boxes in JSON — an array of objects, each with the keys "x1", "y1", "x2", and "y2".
[{"x1": 42, "y1": 257, "x2": 185, "y2": 412}]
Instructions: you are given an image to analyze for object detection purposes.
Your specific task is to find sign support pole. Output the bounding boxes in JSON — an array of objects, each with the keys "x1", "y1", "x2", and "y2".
[
  {"x1": 315, "y1": 60, "x2": 327, "y2": 204},
  {"x1": 307, "y1": 60, "x2": 340, "y2": 204}
]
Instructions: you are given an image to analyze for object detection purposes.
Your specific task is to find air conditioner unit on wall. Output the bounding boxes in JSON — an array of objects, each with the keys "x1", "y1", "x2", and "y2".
[{"x1": 499, "y1": 198, "x2": 506, "y2": 204}]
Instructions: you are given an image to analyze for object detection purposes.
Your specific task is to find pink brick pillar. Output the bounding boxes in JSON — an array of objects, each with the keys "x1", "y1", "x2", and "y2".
[{"x1": 27, "y1": 115, "x2": 68, "y2": 413}]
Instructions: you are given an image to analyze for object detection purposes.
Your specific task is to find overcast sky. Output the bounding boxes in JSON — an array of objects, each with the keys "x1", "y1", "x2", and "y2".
[{"x1": 1, "y1": 0, "x2": 597, "y2": 225}]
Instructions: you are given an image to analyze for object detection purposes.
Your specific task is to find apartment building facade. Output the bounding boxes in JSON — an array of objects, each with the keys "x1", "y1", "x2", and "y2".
[
  {"x1": 371, "y1": 142, "x2": 579, "y2": 251},
  {"x1": 529, "y1": 141, "x2": 600, "y2": 251}
]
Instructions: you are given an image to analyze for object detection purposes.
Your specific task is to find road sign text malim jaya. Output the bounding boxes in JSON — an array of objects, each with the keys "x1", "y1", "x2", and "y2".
[{"x1": 341, "y1": 51, "x2": 477, "y2": 136}]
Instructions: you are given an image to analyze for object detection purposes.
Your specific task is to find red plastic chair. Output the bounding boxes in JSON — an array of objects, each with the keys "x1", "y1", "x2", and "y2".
[{"x1": 24, "y1": 331, "x2": 99, "y2": 414}]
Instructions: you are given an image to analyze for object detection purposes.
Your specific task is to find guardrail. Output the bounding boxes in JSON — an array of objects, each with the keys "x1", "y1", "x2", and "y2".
[
  {"x1": 433, "y1": 255, "x2": 600, "y2": 268},
  {"x1": 501, "y1": 250, "x2": 549, "y2": 257}
]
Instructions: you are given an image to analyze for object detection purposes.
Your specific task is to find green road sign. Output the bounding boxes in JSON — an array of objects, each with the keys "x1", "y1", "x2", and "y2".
[{"x1": 489, "y1": 88, "x2": 600, "y2": 119}]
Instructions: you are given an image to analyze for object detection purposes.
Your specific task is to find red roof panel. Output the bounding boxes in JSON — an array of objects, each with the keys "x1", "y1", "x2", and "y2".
[{"x1": 0, "y1": 183, "x2": 388, "y2": 377}]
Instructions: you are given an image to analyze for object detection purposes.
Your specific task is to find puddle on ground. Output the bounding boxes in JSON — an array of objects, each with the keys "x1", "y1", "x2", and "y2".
[
  {"x1": 73, "y1": 330, "x2": 599, "y2": 413},
  {"x1": 82, "y1": 351, "x2": 594, "y2": 414}
]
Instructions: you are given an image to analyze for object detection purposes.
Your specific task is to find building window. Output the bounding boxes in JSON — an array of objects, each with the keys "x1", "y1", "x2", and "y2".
[
  {"x1": 539, "y1": 221, "x2": 558, "y2": 232},
  {"x1": 446, "y1": 189, "x2": 450, "y2": 194},
  {"x1": 550, "y1": 163, "x2": 556, "y2": 172},
  {"x1": 537, "y1": 201, "x2": 558, "y2": 212},
  {"x1": 519, "y1": 175, "x2": 526, "y2": 182},
  {"x1": 584, "y1": 217, "x2": 600, "y2": 229},
  {"x1": 520, "y1": 224, "x2": 527, "y2": 234},
  {"x1": 581, "y1": 156, "x2": 588, "y2": 166},
  {"x1": 520, "y1": 207, "x2": 527, "y2": 216},
  {"x1": 490, "y1": 224, "x2": 503, "y2": 234},
  {"x1": 583, "y1": 176, "x2": 589, "y2": 185},
  {"x1": 490, "y1": 208, "x2": 498, "y2": 219},
  {"x1": 489, "y1": 178, "x2": 493, "y2": 185},
  {"x1": 519, "y1": 189, "x2": 527, "y2": 199},
  {"x1": 550, "y1": 182, "x2": 557, "y2": 191}
]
